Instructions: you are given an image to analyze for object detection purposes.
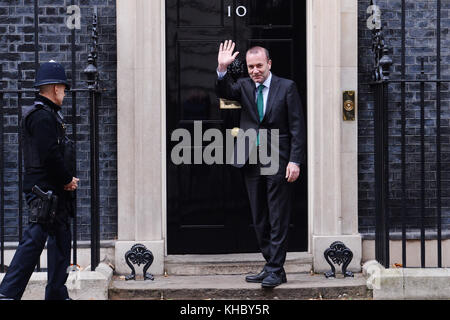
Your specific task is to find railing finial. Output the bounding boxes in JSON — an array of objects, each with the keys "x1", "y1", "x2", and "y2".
[
  {"x1": 370, "y1": 1, "x2": 392, "y2": 81},
  {"x1": 84, "y1": 7, "x2": 99, "y2": 90}
]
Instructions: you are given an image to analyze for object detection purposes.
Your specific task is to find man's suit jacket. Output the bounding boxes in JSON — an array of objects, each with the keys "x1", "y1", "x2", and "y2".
[{"x1": 216, "y1": 73, "x2": 306, "y2": 175}]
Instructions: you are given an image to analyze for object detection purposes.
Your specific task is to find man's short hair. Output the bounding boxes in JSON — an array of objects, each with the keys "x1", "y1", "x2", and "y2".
[
  {"x1": 39, "y1": 83, "x2": 67, "y2": 94},
  {"x1": 246, "y1": 46, "x2": 271, "y2": 61},
  {"x1": 39, "y1": 84, "x2": 55, "y2": 94}
]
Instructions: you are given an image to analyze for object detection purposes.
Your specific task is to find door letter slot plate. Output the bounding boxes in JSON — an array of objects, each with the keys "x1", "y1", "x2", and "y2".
[{"x1": 220, "y1": 98, "x2": 242, "y2": 109}]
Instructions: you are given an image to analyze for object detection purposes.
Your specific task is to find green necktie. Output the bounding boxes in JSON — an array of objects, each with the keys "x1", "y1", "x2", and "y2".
[
  {"x1": 257, "y1": 85, "x2": 265, "y2": 146},
  {"x1": 257, "y1": 84, "x2": 265, "y2": 122}
]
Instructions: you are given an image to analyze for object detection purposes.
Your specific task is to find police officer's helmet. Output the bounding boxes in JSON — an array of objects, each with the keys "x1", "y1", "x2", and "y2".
[{"x1": 34, "y1": 60, "x2": 70, "y2": 90}]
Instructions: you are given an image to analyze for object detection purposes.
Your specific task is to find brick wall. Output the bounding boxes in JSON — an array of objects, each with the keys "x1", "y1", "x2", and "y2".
[
  {"x1": 0, "y1": 0, "x2": 117, "y2": 241},
  {"x1": 358, "y1": 0, "x2": 450, "y2": 236}
]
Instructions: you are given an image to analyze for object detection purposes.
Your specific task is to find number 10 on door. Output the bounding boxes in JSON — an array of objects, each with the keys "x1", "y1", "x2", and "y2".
[{"x1": 228, "y1": 5, "x2": 247, "y2": 17}]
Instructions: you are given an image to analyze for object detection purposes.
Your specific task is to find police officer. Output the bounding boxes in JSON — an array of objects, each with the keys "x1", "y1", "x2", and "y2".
[{"x1": 0, "y1": 61, "x2": 79, "y2": 300}]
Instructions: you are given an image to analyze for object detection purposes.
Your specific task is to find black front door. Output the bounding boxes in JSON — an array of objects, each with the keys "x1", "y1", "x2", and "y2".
[{"x1": 166, "y1": 0, "x2": 307, "y2": 254}]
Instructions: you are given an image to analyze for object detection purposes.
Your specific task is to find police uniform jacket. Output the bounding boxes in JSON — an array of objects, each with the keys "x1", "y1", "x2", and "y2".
[{"x1": 22, "y1": 95, "x2": 73, "y2": 204}]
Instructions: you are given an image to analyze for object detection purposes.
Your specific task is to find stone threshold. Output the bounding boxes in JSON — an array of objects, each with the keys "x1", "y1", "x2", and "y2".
[{"x1": 164, "y1": 252, "x2": 313, "y2": 276}]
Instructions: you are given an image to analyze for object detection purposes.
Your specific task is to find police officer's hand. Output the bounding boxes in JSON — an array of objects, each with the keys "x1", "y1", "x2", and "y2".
[
  {"x1": 64, "y1": 177, "x2": 79, "y2": 191},
  {"x1": 286, "y1": 163, "x2": 300, "y2": 183}
]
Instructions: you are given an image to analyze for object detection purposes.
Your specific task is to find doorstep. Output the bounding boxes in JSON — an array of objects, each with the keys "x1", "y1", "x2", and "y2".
[
  {"x1": 164, "y1": 252, "x2": 313, "y2": 275},
  {"x1": 109, "y1": 273, "x2": 371, "y2": 300}
]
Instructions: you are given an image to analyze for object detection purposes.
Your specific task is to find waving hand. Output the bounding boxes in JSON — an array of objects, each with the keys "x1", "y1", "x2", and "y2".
[{"x1": 218, "y1": 40, "x2": 239, "y2": 72}]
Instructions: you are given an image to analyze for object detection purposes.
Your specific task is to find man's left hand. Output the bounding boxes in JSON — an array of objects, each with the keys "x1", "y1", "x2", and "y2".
[{"x1": 285, "y1": 162, "x2": 300, "y2": 183}]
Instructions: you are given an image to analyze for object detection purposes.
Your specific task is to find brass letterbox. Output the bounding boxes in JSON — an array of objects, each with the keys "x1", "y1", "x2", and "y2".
[{"x1": 220, "y1": 98, "x2": 242, "y2": 110}]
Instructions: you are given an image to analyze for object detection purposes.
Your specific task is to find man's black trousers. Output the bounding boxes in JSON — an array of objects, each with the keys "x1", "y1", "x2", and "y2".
[
  {"x1": 0, "y1": 220, "x2": 71, "y2": 300},
  {"x1": 243, "y1": 165, "x2": 293, "y2": 274}
]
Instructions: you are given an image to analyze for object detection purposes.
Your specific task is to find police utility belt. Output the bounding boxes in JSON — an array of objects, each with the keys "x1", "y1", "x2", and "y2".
[{"x1": 29, "y1": 185, "x2": 58, "y2": 226}]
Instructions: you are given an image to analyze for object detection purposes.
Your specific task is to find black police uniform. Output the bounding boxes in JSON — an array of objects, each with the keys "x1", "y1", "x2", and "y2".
[{"x1": 0, "y1": 63, "x2": 75, "y2": 300}]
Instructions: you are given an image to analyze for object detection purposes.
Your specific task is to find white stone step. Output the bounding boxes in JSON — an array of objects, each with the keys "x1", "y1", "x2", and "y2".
[
  {"x1": 164, "y1": 252, "x2": 313, "y2": 276},
  {"x1": 109, "y1": 273, "x2": 370, "y2": 300}
]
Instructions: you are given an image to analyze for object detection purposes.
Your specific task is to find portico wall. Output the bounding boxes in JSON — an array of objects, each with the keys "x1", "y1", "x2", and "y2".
[
  {"x1": 308, "y1": 0, "x2": 361, "y2": 273},
  {"x1": 114, "y1": 0, "x2": 361, "y2": 275}
]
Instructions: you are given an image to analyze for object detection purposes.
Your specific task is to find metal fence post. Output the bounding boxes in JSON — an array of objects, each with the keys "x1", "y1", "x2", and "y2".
[
  {"x1": 0, "y1": 64, "x2": 4, "y2": 273},
  {"x1": 374, "y1": 81, "x2": 390, "y2": 268},
  {"x1": 370, "y1": 6, "x2": 392, "y2": 267},
  {"x1": 84, "y1": 7, "x2": 101, "y2": 271}
]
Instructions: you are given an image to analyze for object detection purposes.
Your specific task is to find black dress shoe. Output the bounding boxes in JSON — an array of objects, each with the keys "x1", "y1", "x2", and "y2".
[
  {"x1": 0, "y1": 293, "x2": 13, "y2": 300},
  {"x1": 245, "y1": 270, "x2": 269, "y2": 283},
  {"x1": 261, "y1": 272, "x2": 287, "y2": 288}
]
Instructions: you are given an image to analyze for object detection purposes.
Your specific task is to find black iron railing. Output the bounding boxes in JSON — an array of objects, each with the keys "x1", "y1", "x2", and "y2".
[
  {"x1": 0, "y1": 6, "x2": 102, "y2": 273},
  {"x1": 367, "y1": 0, "x2": 446, "y2": 268}
]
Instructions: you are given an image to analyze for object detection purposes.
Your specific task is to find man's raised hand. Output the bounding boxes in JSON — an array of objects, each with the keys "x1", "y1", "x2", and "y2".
[{"x1": 218, "y1": 40, "x2": 239, "y2": 72}]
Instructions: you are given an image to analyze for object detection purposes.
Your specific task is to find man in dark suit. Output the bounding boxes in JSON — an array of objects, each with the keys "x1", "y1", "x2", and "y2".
[{"x1": 216, "y1": 41, "x2": 306, "y2": 288}]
